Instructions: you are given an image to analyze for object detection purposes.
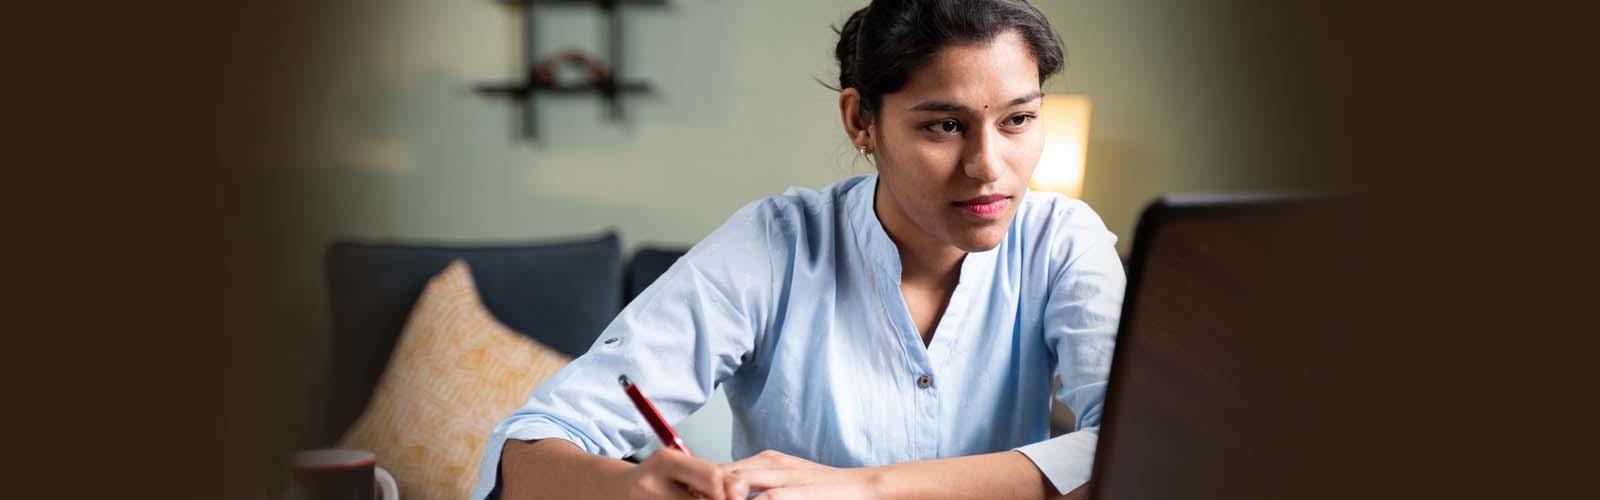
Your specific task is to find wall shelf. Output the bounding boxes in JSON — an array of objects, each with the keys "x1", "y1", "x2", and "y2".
[
  {"x1": 475, "y1": 0, "x2": 666, "y2": 140},
  {"x1": 495, "y1": 0, "x2": 667, "y2": 5},
  {"x1": 475, "y1": 80, "x2": 653, "y2": 97}
]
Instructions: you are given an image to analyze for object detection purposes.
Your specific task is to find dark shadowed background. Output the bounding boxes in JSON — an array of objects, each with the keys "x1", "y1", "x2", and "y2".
[{"x1": 9, "y1": 0, "x2": 1591, "y2": 498}]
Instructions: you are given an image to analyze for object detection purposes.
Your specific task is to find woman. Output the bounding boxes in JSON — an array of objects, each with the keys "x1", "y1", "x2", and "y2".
[{"x1": 475, "y1": 1, "x2": 1123, "y2": 499}]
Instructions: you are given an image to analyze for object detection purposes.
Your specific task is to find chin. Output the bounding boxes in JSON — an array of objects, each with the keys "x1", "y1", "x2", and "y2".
[{"x1": 949, "y1": 225, "x2": 1010, "y2": 252}]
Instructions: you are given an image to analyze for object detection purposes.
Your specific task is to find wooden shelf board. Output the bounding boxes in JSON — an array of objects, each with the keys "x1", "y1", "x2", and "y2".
[{"x1": 474, "y1": 80, "x2": 653, "y2": 97}]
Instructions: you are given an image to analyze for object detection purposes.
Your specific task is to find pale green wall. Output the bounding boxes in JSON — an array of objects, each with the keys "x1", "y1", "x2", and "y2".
[
  {"x1": 1037, "y1": 1, "x2": 1338, "y2": 254},
  {"x1": 270, "y1": 0, "x2": 1324, "y2": 465},
  {"x1": 304, "y1": 0, "x2": 875, "y2": 251},
  {"x1": 300, "y1": 0, "x2": 1318, "y2": 264}
]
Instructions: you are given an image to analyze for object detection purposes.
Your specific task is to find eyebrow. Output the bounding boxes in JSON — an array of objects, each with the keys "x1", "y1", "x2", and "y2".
[{"x1": 908, "y1": 90, "x2": 1044, "y2": 113}]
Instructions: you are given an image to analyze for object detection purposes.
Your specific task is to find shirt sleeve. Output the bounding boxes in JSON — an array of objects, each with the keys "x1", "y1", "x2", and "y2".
[
  {"x1": 1014, "y1": 207, "x2": 1125, "y2": 495},
  {"x1": 470, "y1": 199, "x2": 780, "y2": 500}
]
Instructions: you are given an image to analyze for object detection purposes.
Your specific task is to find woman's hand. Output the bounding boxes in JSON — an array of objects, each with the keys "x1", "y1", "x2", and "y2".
[
  {"x1": 717, "y1": 450, "x2": 882, "y2": 500},
  {"x1": 618, "y1": 448, "x2": 750, "y2": 500}
]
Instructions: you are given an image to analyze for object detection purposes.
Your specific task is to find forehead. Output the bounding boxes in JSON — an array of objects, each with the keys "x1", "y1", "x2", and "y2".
[{"x1": 887, "y1": 31, "x2": 1041, "y2": 110}]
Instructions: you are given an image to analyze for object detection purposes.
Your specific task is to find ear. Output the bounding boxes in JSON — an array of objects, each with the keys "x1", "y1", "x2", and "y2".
[{"x1": 838, "y1": 88, "x2": 875, "y2": 153}]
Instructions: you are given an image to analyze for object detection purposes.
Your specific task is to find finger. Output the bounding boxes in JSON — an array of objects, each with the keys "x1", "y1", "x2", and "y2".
[
  {"x1": 639, "y1": 473, "x2": 699, "y2": 500},
  {"x1": 752, "y1": 487, "x2": 787, "y2": 500},
  {"x1": 726, "y1": 467, "x2": 800, "y2": 491},
  {"x1": 754, "y1": 484, "x2": 827, "y2": 500},
  {"x1": 718, "y1": 458, "x2": 758, "y2": 474},
  {"x1": 640, "y1": 450, "x2": 712, "y2": 500},
  {"x1": 655, "y1": 449, "x2": 727, "y2": 500},
  {"x1": 722, "y1": 471, "x2": 749, "y2": 500},
  {"x1": 720, "y1": 450, "x2": 791, "y2": 474}
]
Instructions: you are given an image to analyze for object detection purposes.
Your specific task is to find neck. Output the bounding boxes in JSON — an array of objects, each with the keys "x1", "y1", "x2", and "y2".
[{"x1": 874, "y1": 181, "x2": 966, "y2": 288}]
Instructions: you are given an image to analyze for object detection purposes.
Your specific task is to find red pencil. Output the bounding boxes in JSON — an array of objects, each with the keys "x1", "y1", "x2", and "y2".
[{"x1": 618, "y1": 374, "x2": 692, "y2": 456}]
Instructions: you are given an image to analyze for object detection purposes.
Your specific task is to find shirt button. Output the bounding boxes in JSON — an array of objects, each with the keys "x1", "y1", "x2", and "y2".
[{"x1": 917, "y1": 374, "x2": 933, "y2": 389}]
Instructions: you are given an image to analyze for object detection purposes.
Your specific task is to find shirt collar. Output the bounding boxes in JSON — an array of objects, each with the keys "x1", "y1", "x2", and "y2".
[{"x1": 844, "y1": 174, "x2": 1000, "y2": 290}]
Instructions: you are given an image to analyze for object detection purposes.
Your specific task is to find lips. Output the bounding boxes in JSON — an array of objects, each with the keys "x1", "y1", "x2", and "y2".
[{"x1": 953, "y1": 194, "x2": 1011, "y2": 219}]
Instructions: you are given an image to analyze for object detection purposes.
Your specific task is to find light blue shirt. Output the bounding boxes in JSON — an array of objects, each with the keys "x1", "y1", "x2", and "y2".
[{"x1": 472, "y1": 174, "x2": 1124, "y2": 498}]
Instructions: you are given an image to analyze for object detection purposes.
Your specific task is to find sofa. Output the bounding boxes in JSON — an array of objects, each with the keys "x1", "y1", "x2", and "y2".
[
  {"x1": 321, "y1": 230, "x2": 1084, "y2": 488},
  {"x1": 321, "y1": 232, "x2": 686, "y2": 445}
]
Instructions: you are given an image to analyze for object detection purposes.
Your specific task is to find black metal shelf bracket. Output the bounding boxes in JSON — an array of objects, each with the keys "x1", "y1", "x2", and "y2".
[{"x1": 475, "y1": 0, "x2": 667, "y2": 139}]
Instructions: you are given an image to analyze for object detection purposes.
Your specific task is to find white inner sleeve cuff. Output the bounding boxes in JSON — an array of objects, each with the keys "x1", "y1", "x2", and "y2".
[{"x1": 1014, "y1": 429, "x2": 1099, "y2": 495}]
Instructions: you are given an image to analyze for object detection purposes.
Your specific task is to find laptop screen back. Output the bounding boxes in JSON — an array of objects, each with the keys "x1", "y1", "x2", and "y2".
[{"x1": 1090, "y1": 196, "x2": 1367, "y2": 500}]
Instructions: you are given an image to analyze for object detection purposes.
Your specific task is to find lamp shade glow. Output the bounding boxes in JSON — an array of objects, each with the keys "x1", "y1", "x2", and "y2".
[{"x1": 1030, "y1": 94, "x2": 1092, "y2": 199}]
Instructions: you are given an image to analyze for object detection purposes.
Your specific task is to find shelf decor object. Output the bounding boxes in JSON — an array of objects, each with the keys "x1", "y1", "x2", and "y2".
[{"x1": 475, "y1": 0, "x2": 666, "y2": 140}]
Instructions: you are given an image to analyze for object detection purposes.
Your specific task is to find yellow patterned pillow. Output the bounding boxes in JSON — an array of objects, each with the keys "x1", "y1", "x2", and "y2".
[{"x1": 339, "y1": 260, "x2": 572, "y2": 499}]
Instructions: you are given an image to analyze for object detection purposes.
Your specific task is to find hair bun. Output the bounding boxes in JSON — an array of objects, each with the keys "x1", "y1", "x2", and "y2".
[
  {"x1": 834, "y1": 5, "x2": 871, "y2": 90},
  {"x1": 827, "y1": 0, "x2": 1065, "y2": 117}
]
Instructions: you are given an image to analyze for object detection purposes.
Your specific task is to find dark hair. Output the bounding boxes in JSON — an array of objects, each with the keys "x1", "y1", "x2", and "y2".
[{"x1": 832, "y1": 0, "x2": 1065, "y2": 119}]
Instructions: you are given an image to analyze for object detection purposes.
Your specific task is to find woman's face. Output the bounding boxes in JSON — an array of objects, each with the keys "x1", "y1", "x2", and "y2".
[{"x1": 869, "y1": 30, "x2": 1046, "y2": 253}]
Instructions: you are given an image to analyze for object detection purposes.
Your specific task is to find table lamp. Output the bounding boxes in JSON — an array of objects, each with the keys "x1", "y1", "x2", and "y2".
[{"x1": 1030, "y1": 93, "x2": 1092, "y2": 199}]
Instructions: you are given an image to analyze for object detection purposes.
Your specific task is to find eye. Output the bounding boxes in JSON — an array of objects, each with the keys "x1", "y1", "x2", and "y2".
[
  {"x1": 1002, "y1": 113, "x2": 1037, "y2": 129},
  {"x1": 923, "y1": 119, "x2": 963, "y2": 136}
]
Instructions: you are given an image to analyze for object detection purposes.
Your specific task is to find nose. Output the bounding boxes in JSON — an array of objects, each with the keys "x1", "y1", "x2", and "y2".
[{"x1": 961, "y1": 127, "x2": 1004, "y2": 183}]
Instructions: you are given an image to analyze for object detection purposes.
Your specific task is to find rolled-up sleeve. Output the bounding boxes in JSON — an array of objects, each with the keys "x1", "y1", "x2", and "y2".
[
  {"x1": 1014, "y1": 211, "x2": 1125, "y2": 494},
  {"x1": 470, "y1": 200, "x2": 780, "y2": 500}
]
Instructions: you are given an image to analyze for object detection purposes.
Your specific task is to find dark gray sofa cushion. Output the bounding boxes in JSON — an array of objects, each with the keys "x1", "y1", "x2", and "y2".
[
  {"x1": 624, "y1": 247, "x2": 687, "y2": 305},
  {"x1": 322, "y1": 233, "x2": 622, "y2": 443}
]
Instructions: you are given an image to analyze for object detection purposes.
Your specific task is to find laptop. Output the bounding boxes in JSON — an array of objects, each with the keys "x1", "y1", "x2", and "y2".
[{"x1": 1087, "y1": 194, "x2": 1368, "y2": 499}]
